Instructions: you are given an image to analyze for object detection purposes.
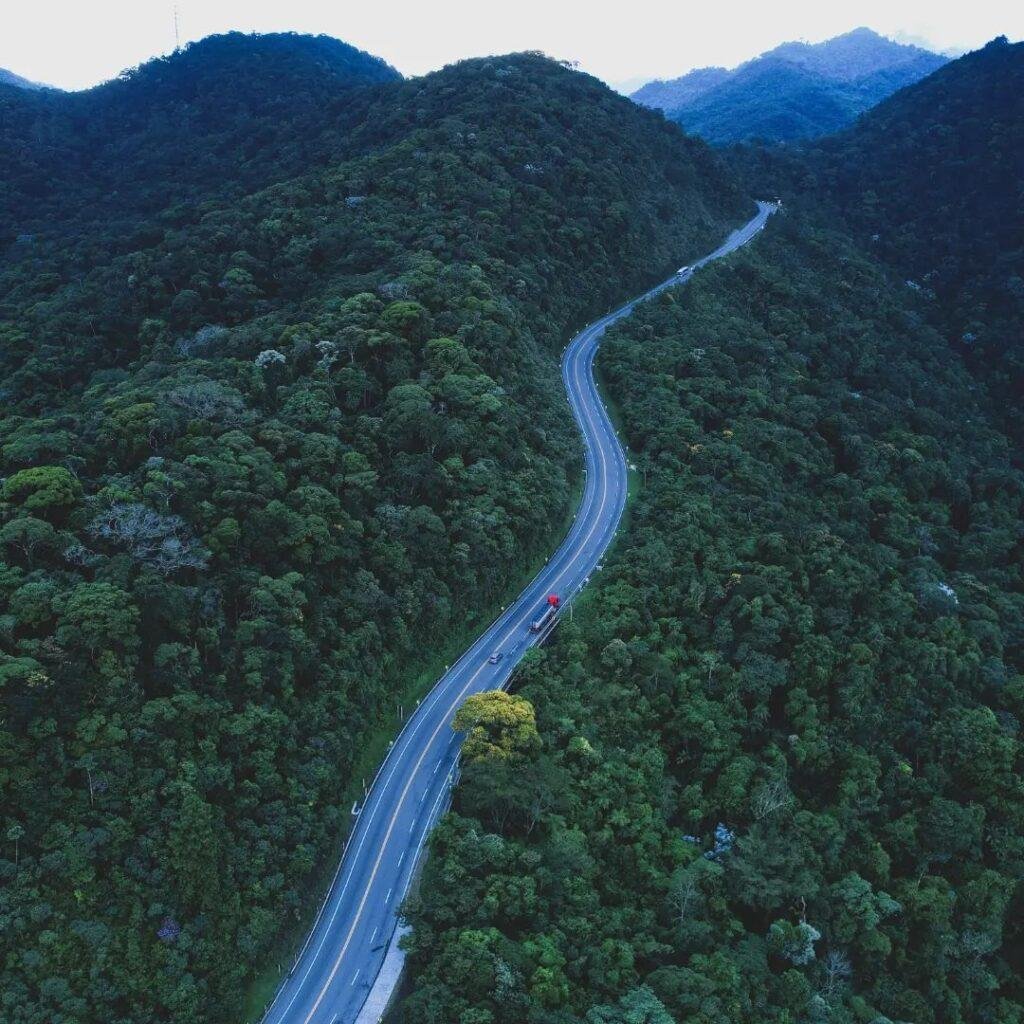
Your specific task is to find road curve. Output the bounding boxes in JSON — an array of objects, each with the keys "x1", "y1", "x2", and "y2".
[{"x1": 260, "y1": 201, "x2": 777, "y2": 1024}]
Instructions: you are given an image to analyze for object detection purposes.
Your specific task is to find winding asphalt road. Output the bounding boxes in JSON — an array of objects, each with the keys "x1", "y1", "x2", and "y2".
[{"x1": 260, "y1": 201, "x2": 777, "y2": 1024}]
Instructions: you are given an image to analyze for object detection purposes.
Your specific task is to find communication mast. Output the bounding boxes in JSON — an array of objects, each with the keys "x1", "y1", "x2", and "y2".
[{"x1": 173, "y1": 4, "x2": 181, "y2": 51}]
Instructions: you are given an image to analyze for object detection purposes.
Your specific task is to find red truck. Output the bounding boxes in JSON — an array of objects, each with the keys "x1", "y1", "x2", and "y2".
[{"x1": 530, "y1": 594, "x2": 561, "y2": 633}]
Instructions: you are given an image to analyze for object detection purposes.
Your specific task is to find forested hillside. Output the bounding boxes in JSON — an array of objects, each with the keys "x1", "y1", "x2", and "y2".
[
  {"x1": 0, "y1": 32, "x2": 400, "y2": 235},
  {"x1": 0, "y1": 38, "x2": 748, "y2": 1024},
  {"x1": 398, "y1": 209, "x2": 1024, "y2": 1024},
  {"x1": 631, "y1": 28, "x2": 946, "y2": 144},
  {"x1": 736, "y1": 37, "x2": 1023, "y2": 436},
  {"x1": 815, "y1": 36, "x2": 1024, "y2": 441}
]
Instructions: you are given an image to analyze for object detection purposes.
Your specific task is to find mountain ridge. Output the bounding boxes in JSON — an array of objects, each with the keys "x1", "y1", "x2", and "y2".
[
  {"x1": 814, "y1": 35, "x2": 1024, "y2": 438},
  {"x1": 0, "y1": 32, "x2": 402, "y2": 238},
  {"x1": 631, "y1": 27, "x2": 948, "y2": 143},
  {"x1": 0, "y1": 67, "x2": 51, "y2": 90}
]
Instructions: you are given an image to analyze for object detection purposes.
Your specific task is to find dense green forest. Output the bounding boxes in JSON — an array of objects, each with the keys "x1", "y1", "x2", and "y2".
[
  {"x1": 739, "y1": 36, "x2": 1024, "y2": 438},
  {"x1": 818, "y1": 36, "x2": 1024, "y2": 442},
  {"x1": 631, "y1": 29, "x2": 947, "y2": 144},
  {"x1": 4, "y1": 24, "x2": 1022, "y2": 1024},
  {"x1": 0, "y1": 33, "x2": 400, "y2": 236},
  {"x1": 0, "y1": 37, "x2": 747, "y2": 1024},
  {"x1": 398, "y1": 208, "x2": 1024, "y2": 1024}
]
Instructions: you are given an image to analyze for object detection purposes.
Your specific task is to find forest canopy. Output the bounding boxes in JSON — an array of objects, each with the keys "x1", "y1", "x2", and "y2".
[
  {"x1": 0, "y1": 36, "x2": 747, "y2": 1024},
  {"x1": 738, "y1": 37, "x2": 1024, "y2": 440},
  {"x1": 397, "y1": 207, "x2": 1024, "y2": 1024}
]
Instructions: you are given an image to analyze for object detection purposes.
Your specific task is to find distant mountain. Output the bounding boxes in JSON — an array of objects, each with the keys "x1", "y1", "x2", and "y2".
[
  {"x1": 0, "y1": 67, "x2": 49, "y2": 90},
  {"x1": 630, "y1": 65, "x2": 731, "y2": 110},
  {"x1": 632, "y1": 27, "x2": 948, "y2": 143},
  {"x1": 766, "y1": 26, "x2": 942, "y2": 80}
]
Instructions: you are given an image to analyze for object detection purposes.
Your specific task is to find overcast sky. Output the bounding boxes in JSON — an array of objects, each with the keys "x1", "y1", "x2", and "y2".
[{"x1": 3, "y1": 0, "x2": 1022, "y2": 92}]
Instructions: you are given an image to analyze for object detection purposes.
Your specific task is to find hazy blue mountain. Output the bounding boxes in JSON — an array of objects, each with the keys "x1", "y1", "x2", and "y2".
[
  {"x1": 630, "y1": 65, "x2": 731, "y2": 110},
  {"x1": 0, "y1": 67, "x2": 50, "y2": 90},
  {"x1": 766, "y1": 25, "x2": 942, "y2": 79},
  {"x1": 632, "y1": 27, "x2": 948, "y2": 143}
]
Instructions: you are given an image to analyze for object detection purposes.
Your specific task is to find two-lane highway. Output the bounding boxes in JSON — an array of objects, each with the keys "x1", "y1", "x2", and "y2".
[{"x1": 260, "y1": 201, "x2": 777, "y2": 1024}]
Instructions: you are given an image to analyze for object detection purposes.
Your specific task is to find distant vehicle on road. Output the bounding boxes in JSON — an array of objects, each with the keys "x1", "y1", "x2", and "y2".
[
  {"x1": 530, "y1": 594, "x2": 561, "y2": 633},
  {"x1": 488, "y1": 652, "x2": 502, "y2": 664},
  {"x1": 678, "y1": 265, "x2": 691, "y2": 274}
]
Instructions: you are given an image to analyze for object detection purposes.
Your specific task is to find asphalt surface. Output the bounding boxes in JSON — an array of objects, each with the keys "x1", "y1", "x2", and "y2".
[{"x1": 260, "y1": 201, "x2": 777, "y2": 1024}]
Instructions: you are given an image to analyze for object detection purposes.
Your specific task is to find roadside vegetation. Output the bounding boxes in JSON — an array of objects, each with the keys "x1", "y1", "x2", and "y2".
[{"x1": 397, "y1": 209, "x2": 1024, "y2": 1024}]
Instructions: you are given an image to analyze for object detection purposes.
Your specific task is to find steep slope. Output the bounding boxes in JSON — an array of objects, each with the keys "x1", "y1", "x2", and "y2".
[
  {"x1": 397, "y1": 36, "x2": 1024, "y2": 1024},
  {"x1": 632, "y1": 28, "x2": 947, "y2": 143},
  {"x1": 815, "y1": 36, "x2": 1024, "y2": 437},
  {"x1": 0, "y1": 40, "x2": 748, "y2": 1024}
]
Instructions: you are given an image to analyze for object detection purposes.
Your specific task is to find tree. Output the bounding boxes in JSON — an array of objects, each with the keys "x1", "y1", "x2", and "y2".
[
  {"x1": 167, "y1": 783, "x2": 223, "y2": 912},
  {"x1": 6, "y1": 823, "x2": 25, "y2": 866},
  {"x1": 452, "y1": 691, "x2": 541, "y2": 764},
  {"x1": 55, "y1": 582, "x2": 141, "y2": 676},
  {"x1": 1, "y1": 465, "x2": 81, "y2": 519},
  {"x1": 768, "y1": 919, "x2": 822, "y2": 966},
  {"x1": 0, "y1": 516, "x2": 59, "y2": 565},
  {"x1": 586, "y1": 985, "x2": 676, "y2": 1024},
  {"x1": 87, "y1": 502, "x2": 209, "y2": 574}
]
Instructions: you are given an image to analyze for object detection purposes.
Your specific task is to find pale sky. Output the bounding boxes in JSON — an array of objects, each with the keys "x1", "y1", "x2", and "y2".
[{"x1": 3, "y1": 0, "x2": 1022, "y2": 92}]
